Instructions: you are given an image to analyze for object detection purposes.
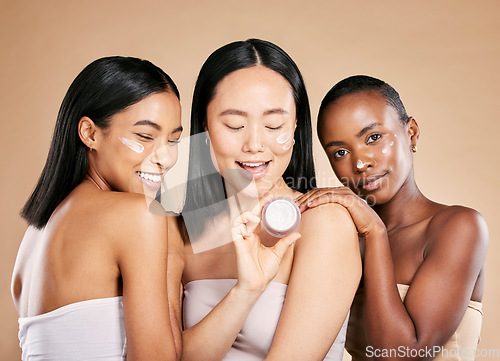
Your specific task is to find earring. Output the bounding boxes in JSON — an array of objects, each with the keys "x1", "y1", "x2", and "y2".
[
  {"x1": 205, "y1": 137, "x2": 210, "y2": 145},
  {"x1": 292, "y1": 139, "x2": 295, "y2": 145},
  {"x1": 89, "y1": 146, "x2": 93, "y2": 152},
  {"x1": 411, "y1": 145, "x2": 417, "y2": 153}
]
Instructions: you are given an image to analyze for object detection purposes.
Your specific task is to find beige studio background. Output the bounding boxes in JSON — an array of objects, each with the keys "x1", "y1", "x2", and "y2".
[{"x1": 1, "y1": 0, "x2": 499, "y2": 359}]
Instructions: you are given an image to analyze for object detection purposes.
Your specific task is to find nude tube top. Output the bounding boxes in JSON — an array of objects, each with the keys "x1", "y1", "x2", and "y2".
[
  {"x1": 183, "y1": 279, "x2": 348, "y2": 361},
  {"x1": 346, "y1": 284, "x2": 483, "y2": 361},
  {"x1": 18, "y1": 296, "x2": 126, "y2": 361}
]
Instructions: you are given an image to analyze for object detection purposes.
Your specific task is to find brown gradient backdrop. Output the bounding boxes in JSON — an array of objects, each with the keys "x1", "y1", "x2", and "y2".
[{"x1": 1, "y1": 0, "x2": 499, "y2": 359}]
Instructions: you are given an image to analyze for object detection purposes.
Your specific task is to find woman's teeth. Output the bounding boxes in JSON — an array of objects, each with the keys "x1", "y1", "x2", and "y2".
[
  {"x1": 236, "y1": 161, "x2": 270, "y2": 180},
  {"x1": 237, "y1": 161, "x2": 269, "y2": 171},
  {"x1": 241, "y1": 162, "x2": 265, "y2": 167},
  {"x1": 137, "y1": 171, "x2": 161, "y2": 183}
]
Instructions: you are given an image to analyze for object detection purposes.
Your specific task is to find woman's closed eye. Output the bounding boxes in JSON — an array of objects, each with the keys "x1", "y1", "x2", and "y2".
[
  {"x1": 136, "y1": 133, "x2": 154, "y2": 141},
  {"x1": 266, "y1": 123, "x2": 284, "y2": 131},
  {"x1": 226, "y1": 124, "x2": 244, "y2": 131}
]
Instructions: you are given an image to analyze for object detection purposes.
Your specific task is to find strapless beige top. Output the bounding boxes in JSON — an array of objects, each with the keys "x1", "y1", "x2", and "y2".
[
  {"x1": 346, "y1": 284, "x2": 482, "y2": 361},
  {"x1": 183, "y1": 279, "x2": 348, "y2": 360}
]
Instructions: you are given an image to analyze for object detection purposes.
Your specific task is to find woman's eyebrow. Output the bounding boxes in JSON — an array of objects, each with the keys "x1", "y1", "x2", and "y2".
[
  {"x1": 356, "y1": 122, "x2": 380, "y2": 138},
  {"x1": 325, "y1": 140, "x2": 345, "y2": 149},
  {"x1": 264, "y1": 108, "x2": 288, "y2": 115},
  {"x1": 219, "y1": 109, "x2": 247, "y2": 117},
  {"x1": 219, "y1": 108, "x2": 289, "y2": 117},
  {"x1": 133, "y1": 120, "x2": 161, "y2": 131}
]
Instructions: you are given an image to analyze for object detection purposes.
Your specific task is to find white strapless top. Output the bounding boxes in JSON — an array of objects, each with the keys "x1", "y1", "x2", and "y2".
[
  {"x1": 18, "y1": 296, "x2": 126, "y2": 361},
  {"x1": 183, "y1": 279, "x2": 348, "y2": 361}
]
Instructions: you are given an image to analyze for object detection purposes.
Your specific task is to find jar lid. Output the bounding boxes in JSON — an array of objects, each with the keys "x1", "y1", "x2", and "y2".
[{"x1": 262, "y1": 198, "x2": 300, "y2": 237}]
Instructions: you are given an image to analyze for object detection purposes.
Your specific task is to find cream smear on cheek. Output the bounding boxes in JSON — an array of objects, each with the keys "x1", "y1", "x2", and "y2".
[
  {"x1": 381, "y1": 133, "x2": 398, "y2": 153},
  {"x1": 119, "y1": 137, "x2": 144, "y2": 153},
  {"x1": 276, "y1": 130, "x2": 295, "y2": 150},
  {"x1": 383, "y1": 137, "x2": 398, "y2": 153}
]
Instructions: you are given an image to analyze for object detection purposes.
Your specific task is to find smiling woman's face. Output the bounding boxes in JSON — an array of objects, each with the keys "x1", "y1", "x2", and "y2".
[
  {"x1": 206, "y1": 66, "x2": 297, "y2": 198},
  {"x1": 318, "y1": 91, "x2": 416, "y2": 205},
  {"x1": 90, "y1": 91, "x2": 182, "y2": 197}
]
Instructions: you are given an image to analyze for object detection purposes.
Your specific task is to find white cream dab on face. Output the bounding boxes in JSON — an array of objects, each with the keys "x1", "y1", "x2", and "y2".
[
  {"x1": 282, "y1": 140, "x2": 294, "y2": 151},
  {"x1": 276, "y1": 131, "x2": 292, "y2": 144},
  {"x1": 389, "y1": 141, "x2": 394, "y2": 146},
  {"x1": 357, "y1": 160, "x2": 365, "y2": 169},
  {"x1": 276, "y1": 130, "x2": 294, "y2": 151},
  {"x1": 382, "y1": 148, "x2": 387, "y2": 154},
  {"x1": 119, "y1": 137, "x2": 144, "y2": 153}
]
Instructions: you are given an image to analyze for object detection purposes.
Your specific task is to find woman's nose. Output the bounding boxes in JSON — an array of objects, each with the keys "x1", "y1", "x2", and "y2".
[
  {"x1": 242, "y1": 127, "x2": 264, "y2": 153},
  {"x1": 150, "y1": 143, "x2": 175, "y2": 170},
  {"x1": 353, "y1": 151, "x2": 376, "y2": 173}
]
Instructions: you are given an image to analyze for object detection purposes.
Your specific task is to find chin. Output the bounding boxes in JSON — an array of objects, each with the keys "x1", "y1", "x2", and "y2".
[
  {"x1": 233, "y1": 184, "x2": 261, "y2": 199},
  {"x1": 365, "y1": 192, "x2": 391, "y2": 206}
]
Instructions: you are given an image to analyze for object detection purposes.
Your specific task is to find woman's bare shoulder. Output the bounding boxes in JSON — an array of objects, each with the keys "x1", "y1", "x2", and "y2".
[
  {"x1": 81, "y1": 190, "x2": 169, "y2": 250},
  {"x1": 297, "y1": 202, "x2": 357, "y2": 251},
  {"x1": 426, "y1": 205, "x2": 488, "y2": 252},
  {"x1": 300, "y1": 202, "x2": 354, "y2": 231}
]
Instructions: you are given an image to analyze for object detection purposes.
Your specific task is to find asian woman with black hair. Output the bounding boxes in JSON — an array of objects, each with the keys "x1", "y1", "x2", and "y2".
[
  {"x1": 297, "y1": 75, "x2": 488, "y2": 361},
  {"x1": 172, "y1": 39, "x2": 362, "y2": 361},
  {"x1": 12, "y1": 56, "x2": 183, "y2": 360}
]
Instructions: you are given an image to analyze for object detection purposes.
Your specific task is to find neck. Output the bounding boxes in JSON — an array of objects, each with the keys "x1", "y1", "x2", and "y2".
[
  {"x1": 372, "y1": 173, "x2": 431, "y2": 232},
  {"x1": 225, "y1": 177, "x2": 295, "y2": 216},
  {"x1": 85, "y1": 156, "x2": 111, "y2": 191}
]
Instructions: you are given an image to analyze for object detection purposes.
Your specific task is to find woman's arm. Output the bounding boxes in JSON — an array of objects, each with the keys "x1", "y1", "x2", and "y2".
[
  {"x1": 265, "y1": 203, "x2": 362, "y2": 361},
  {"x1": 166, "y1": 215, "x2": 186, "y2": 360},
  {"x1": 181, "y1": 199, "x2": 300, "y2": 361},
  {"x1": 363, "y1": 207, "x2": 487, "y2": 361},
  {"x1": 297, "y1": 188, "x2": 488, "y2": 361},
  {"x1": 113, "y1": 197, "x2": 178, "y2": 361}
]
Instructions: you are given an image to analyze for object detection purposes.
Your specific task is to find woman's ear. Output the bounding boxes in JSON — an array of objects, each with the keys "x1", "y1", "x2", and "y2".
[
  {"x1": 78, "y1": 117, "x2": 98, "y2": 150},
  {"x1": 407, "y1": 116, "x2": 420, "y2": 149}
]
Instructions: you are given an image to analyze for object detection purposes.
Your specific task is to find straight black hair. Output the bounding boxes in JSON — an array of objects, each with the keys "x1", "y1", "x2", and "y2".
[
  {"x1": 180, "y1": 39, "x2": 315, "y2": 239},
  {"x1": 318, "y1": 75, "x2": 409, "y2": 129},
  {"x1": 21, "y1": 56, "x2": 179, "y2": 228}
]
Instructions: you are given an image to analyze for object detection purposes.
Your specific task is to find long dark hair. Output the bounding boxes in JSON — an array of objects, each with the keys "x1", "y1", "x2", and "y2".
[
  {"x1": 21, "y1": 56, "x2": 179, "y2": 228},
  {"x1": 180, "y1": 39, "x2": 316, "y2": 240}
]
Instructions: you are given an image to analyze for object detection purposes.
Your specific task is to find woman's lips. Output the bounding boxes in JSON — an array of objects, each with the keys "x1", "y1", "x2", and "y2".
[
  {"x1": 362, "y1": 174, "x2": 387, "y2": 191},
  {"x1": 136, "y1": 171, "x2": 162, "y2": 192},
  {"x1": 236, "y1": 161, "x2": 270, "y2": 180}
]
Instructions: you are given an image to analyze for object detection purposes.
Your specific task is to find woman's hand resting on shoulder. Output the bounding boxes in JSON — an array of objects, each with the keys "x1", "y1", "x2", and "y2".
[
  {"x1": 231, "y1": 196, "x2": 301, "y2": 294},
  {"x1": 296, "y1": 187, "x2": 386, "y2": 238}
]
